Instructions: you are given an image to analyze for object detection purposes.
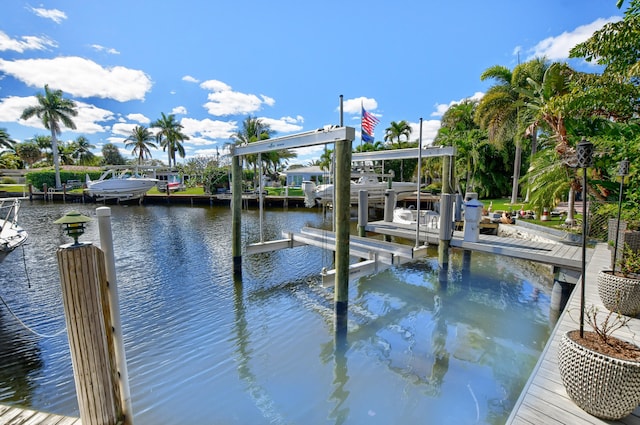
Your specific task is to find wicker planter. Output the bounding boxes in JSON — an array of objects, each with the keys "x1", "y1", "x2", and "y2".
[
  {"x1": 558, "y1": 330, "x2": 640, "y2": 420},
  {"x1": 597, "y1": 270, "x2": 640, "y2": 316}
]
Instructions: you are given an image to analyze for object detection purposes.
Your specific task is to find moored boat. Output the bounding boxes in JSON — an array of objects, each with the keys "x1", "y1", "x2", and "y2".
[
  {"x1": 0, "y1": 197, "x2": 28, "y2": 261},
  {"x1": 85, "y1": 169, "x2": 158, "y2": 201},
  {"x1": 302, "y1": 173, "x2": 417, "y2": 207}
]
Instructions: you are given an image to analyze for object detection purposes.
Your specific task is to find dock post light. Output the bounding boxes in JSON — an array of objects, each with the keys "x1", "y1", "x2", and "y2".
[
  {"x1": 54, "y1": 211, "x2": 92, "y2": 246},
  {"x1": 576, "y1": 138, "x2": 593, "y2": 338},
  {"x1": 613, "y1": 159, "x2": 630, "y2": 273}
]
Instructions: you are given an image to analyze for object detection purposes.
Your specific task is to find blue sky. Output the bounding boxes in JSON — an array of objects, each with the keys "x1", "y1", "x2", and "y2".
[{"x1": 0, "y1": 1, "x2": 624, "y2": 166}]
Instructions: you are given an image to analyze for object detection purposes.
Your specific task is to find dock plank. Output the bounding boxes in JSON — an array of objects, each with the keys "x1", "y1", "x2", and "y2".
[
  {"x1": 0, "y1": 404, "x2": 81, "y2": 425},
  {"x1": 507, "y1": 243, "x2": 640, "y2": 425}
]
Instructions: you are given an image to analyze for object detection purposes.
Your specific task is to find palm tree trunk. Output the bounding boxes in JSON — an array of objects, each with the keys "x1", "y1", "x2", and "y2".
[
  {"x1": 511, "y1": 141, "x2": 522, "y2": 204},
  {"x1": 50, "y1": 129, "x2": 62, "y2": 188},
  {"x1": 524, "y1": 131, "x2": 538, "y2": 202},
  {"x1": 565, "y1": 187, "x2": 576, "y2": 226}
]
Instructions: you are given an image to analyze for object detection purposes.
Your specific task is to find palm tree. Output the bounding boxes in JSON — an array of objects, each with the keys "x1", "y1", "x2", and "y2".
[
  {"x1": 435, "y1": 100, "x2": 488, "y2": 194},
  {"x1": 152, "y1": 113, "x2": 189, "y2": 168},
  {"x1": 0, "y1": 128, "x2": 14, "y2": 151},
  {"x1": 229, "y1": 116, "x2": 276, "y2": 186},
  {"x1": 72, "y1": 135, "x2": 96, "y2": 165},
  {"x1": 21, "y1": 84, "x2": 78, "y2": 188},
  {"x1": 384, "y1": 121, "x2": 412, "y2": 180},
  {"x1": 518, "y1": 62, "x2": 581, "y2": 223},
  {"x1": 124, "y1": 125, "x2": 157, "y2": 165},
  {"x1": 384, "y1": 121, "x2": 412, "y2": 148}
]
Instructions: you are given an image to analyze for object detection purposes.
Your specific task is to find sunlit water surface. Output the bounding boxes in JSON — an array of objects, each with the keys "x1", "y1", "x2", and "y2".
[{"x1": 0, "y1": 201, "x2": 555, "y2": 424}]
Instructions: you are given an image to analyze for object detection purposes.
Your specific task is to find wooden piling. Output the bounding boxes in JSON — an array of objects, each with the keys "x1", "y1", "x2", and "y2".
[
  {"x1": 57, "y1": 243, "x2": 122, "y2": 425},
  {"x1": 231, "y1": 151, "x2": 242, "y2": 275},
  {"x1": 334, "y1": 137, "x2": 351, "y2": 331},
  {"x1": 357, "y1": 190, "x2": 368, "y2": 237}
]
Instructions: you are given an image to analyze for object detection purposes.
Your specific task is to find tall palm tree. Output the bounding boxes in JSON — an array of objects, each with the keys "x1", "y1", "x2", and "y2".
[
  {"x1": 384, "y1": 120, "x2": 412, "y2": 180},
  {"x1": 124, "y1": 125, "x2": 157, "y2": 165},
  {"x1": 384, "y1": 121, "x2": 412, "y2": 148},
  {"x1": 435, "y1": 100, "x2": 488, "y2": 194},
  {"x1": 518, "y1": 62, "x2": 581, "y2": 223},
  {"x1": 475, "y1": 59, "x2": 548, "y2": 204},
  {"x1": 152, "y1": 113, "x2": 189, "y2": 168},
  {"x1": 21, "y1": 85, "x2": 77, "y2": 188},
  {"x1": 229, "y1": 116, "x2": 276, "y2": 186},
  {"x1": 72, "y1": 135, "x2": 96, "y2": 165}
]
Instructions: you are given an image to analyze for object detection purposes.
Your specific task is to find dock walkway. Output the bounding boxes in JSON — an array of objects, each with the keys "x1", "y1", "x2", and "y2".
[
  {"x1": 0, "y1": 404, "x2": 80, "y2": 424},
  {"x1": 507, "y1": 243, "x2": 640, "y2": 425},
  {"x1": 365, "y1": 220, "x2": 588, "y2": 270}
]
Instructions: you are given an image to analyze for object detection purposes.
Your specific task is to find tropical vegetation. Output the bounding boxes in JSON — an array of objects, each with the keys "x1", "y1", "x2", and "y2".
[{"x1": 0, "y1": 0, "x2": 638, "y2": 229}]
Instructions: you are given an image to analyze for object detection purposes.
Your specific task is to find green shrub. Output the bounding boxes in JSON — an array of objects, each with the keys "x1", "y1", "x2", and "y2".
[
  {"x1": 26, "y1": 170, "x2": 102, "y2": 190},
  {"x1": 0, "y1": 176, "x2": 17, "y2": 184}
]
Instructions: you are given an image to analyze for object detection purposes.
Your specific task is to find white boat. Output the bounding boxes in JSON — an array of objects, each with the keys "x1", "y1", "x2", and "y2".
[
  {"x1": 302, "y1": 173, "x2": 418, "y2": 207},
  {"x1": 393, "y1": 207, "x2": 440, "y2": 229},
  {"x1": 85, "y1": 169, "x2": 158, "y2": 200},
  {"x1": 0, "y1": 198, "x2": 28, "y2": 261}
]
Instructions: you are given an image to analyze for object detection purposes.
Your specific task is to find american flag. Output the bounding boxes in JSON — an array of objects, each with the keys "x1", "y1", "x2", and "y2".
[{"x1": 361, "y1": 107, "x2": 379, "y2": 142}]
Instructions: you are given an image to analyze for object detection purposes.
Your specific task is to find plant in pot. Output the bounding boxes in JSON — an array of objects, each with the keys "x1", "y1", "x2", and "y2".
[
  {"x1": 598, "y1": 244, "x2": 640, "y2": 316},
  {"x1": 558, "y1": 305, "x2": 640, "y2": 420}
]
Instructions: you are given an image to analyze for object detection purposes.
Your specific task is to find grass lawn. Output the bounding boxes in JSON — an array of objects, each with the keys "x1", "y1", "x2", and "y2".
[{"x1": 0, "y1": 184, "x2": 27, "y2": 193}]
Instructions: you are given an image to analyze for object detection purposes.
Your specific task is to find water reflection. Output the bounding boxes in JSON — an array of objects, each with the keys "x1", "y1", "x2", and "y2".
[
  {"x1": 0, "y1": 310, "x2": 43, "y2": 405},
  {"x1": 0, "y1": 201, "x2": 554, "y2": 424}
]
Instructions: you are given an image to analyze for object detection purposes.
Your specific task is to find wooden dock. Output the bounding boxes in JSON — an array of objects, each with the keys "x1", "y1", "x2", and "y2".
[
  {"x1": 0, "y1": 404, "x2": 80, "y2": 424},
  {"x1": 365, "y1": 220, "x2": 588, "y2": 270},
  {"x1": 507, "y1": 242, "x2": 640, "y2": 425}
]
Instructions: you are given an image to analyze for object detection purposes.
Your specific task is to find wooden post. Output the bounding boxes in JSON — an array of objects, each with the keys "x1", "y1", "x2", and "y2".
[
  {"x1": 357, "y1": 190, "x2": 368, "y2": 237},
  {"x1": 231, "y1": 150, "x2": 242, "y2": 275},
  {"x1": 438, "y1": 194, "x2": 453, "y2": 268},
  {"x1": 57, "y1": 243, "x2": 123, "y2": 425},
  {"x1": 438, "y1": 154, "x2": 453, "y2": 268},
  {"x1": 334, "y1": 137, "x2": 351, "y2": 337}
]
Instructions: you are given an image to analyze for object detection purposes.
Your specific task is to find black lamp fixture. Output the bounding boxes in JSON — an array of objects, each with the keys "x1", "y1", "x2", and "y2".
[
  {"x1": 54, "y1": 211, "x2": 92, "y2": 245},
  {"x1": 613, "y1": 159, "x2": 630, "y2": 272},
  {"x1": 576, "y1": 138, "x2": 594, "y2": 338}
]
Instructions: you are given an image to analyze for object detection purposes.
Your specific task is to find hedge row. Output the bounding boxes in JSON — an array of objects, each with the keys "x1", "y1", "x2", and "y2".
[{"x1": 26, "y1": 170, "x2": 103, "y2": 191}]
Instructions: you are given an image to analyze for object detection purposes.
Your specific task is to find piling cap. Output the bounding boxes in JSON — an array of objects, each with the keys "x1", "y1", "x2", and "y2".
[{"x1": 465, "y1": 198, "x2": 484, "y2": 208}]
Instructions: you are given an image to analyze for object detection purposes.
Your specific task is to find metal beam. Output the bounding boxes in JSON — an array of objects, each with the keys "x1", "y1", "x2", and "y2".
[
  {"x1": 352, "y1": 146, "x2": 456, "y2": 162},
  {"x1": 232, "y1": 126, "x2": 356, "y2": 156}
]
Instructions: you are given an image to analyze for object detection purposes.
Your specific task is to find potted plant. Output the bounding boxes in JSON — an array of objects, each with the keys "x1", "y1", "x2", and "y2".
[
  {"x1": 597, "y1": 244, "x2": 640, "y2": 316},
  {"x1": 558, "y1": 305, "x2": 640, "y2": 420}
]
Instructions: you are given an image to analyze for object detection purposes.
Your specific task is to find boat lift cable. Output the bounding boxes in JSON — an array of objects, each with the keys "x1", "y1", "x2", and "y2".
[
  {"x1": 0, "y1": 292, "x2": 67, "y2": 339},
  {"x1": 0, "y1": 245, "x2": 67, "y2": 339}
]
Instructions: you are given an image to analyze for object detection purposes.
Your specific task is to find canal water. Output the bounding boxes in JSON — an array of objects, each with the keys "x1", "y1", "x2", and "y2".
[{"x1": 0, "y1": 201, "x2": 555, "y2": 425}]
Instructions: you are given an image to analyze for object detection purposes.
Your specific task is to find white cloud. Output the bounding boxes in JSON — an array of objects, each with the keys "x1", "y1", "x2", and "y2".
[
  {"x1": 171, "y1": 106, "x2": 187, "y2": 115},
  {"x1": 527, "y1": 17, "x2": 621, "y2": 62},
  {"x1": 126, "y1": 113, "x2": 150, "y2": 124},
  {"x1": 0, "y1": 95, "x2": 36, "y2": 123},
  {"x1": 432, "y1": 92, "x2": 484, "y2": 118},
  {"x1": 200, "y1": 79, "x2": 231, "y2": 91},
  {"x1": 111, "y1": 122, "x2": 138, "y2": 137},
  {"x1": 180, "y1": 117, "x2": 237, "y2": 140},
  {"x1": 0, "y1": 31, "x2": 57, "y2": 52},
  {"x1": 342, "y1": 97, "x2": 378, "y2": 114},
  {"x1": 260, "y1": 116, "x2": 304, "y2": 134},
  {"x1": 409, "y1": 119, "x2": 440, "y2": 146},
  {"x1": 0, "y1": 56, "x2": 152, "y2": 102},
  {"x1": 200, "y1": 79, "x2": 274, "y2": 116},
  {"x1": 182, "y1": 75, "x2": 199, "y2": 83},
  {"x1": 91, "y1": 44, "x2": 120, "y2": 55},
  {"x1": 29, "y1": 7, "x2": 67, "y2": 24}
]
